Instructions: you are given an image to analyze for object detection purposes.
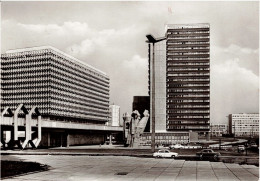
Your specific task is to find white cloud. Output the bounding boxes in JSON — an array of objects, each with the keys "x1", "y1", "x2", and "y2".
[
  {"x1": 224, "y1": 44, "x2": 258, "y2": 55},
  {"x1": 66, "y1": 25, "x2": 137, "y2": 56},
  {"x1": 211, "y1": 44, "x2": 259, "y2": 76},
  {"x1": 69, "y1": 39, "x2": 95, "y2": 56},
  {"x1": 211, "y1": 59, "x2": 259, "y2": 124},
  {"x1": 1, "y1": 2, "x2": 258, "y2": 126},
  {"x1": 17, "y1": 21, "x2": 90, "y2": 37}
]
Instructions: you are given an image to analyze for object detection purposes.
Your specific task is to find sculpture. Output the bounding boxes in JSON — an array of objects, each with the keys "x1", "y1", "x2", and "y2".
[{"x1": 123, "y1": 110, "x2": 149, "y2": 147}]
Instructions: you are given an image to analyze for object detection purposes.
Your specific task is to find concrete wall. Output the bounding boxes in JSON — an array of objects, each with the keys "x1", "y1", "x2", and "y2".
[
  {"x1": 151, "y1": 40, "x2": 167, "y2": 132},
  {"x1": 39, "y1": 131, "x2": 105, "y2": 147},
  {"x1": 69, "y1": 133, "x2": 105, "y2": 145}
]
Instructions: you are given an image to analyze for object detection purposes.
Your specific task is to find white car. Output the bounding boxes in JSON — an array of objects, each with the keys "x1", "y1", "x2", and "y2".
[
  {"x1": 170, "y1": 144, "x2": 184, "y2": 149},
  {"x1": 153, "y1": 149, "x2": 178, "y2": 158}
]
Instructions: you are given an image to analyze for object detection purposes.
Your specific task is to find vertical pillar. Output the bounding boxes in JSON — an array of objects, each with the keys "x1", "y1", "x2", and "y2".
[
  {"x1": 13, "y1": 113, "x2": 18, "y2": 141},
  {"x1": 1, "y1": 130, "x2": 6, "y2": 148},
  {"x1": 22, "y1": 114, "x2": 32, "y2": 148},
  {"x1": 66, "y1": 133, "x2": 70, "y2": 148},
  {"x1": 109, "y1": 134, "x2": 112, "y2": 145},
  {"x1": 60, "y1": 133, "x2": 63, "y2": 147},
  {"x1": 34, "y1": 115, "x2": 42, "y2": 148},
  {"x1": 25, "y1": 114, "x2": 32, "y2": 140},
  {"x1": 206, "y1": 132, "x2": 210, "y2": 141},
  {"x1": 151, "y1": 42, "x2": 156, "y2": 152},
  {"x1": 47, "y1": 132, "x2": 51, "y2": 147}
]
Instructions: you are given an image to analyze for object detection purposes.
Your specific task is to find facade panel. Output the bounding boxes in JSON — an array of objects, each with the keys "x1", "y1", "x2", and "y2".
[
  {"x1": 1, "y1": 46, "x2": 110, "y2": 124},
  {"x1": 166, "y1": 24, "x2": 210, "y2": 132}
]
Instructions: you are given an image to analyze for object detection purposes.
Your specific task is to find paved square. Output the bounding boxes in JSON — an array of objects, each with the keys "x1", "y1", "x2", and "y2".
[{"x1": 2, "y1": 155, "x2": 259, "y2": 181}]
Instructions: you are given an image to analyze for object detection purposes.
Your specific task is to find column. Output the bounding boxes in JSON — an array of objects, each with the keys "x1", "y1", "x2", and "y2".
[
  {"x1": 66, "y1": 133, "x2": 70, "y2": 148},
  {"x1": 109, "y1": 134, "x2": 112, "y2": 145},
  {"x1": 47, "y1": 132, "x2": 51, "y2": 147},
  {"x1": 206, "y1": 132, "x2": 210, "y2": 141}
]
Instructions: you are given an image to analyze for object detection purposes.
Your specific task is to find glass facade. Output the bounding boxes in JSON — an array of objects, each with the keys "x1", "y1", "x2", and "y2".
[{"x1": 1, "y1": 46, "x2": 110, "y2": 124}]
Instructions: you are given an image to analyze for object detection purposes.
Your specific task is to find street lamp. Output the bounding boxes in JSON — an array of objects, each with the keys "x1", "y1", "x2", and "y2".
[{"x1": 145, "y1": 34, "x2": 166, "y2": 152}]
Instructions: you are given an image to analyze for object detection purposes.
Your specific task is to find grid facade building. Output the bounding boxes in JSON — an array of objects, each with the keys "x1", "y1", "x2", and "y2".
[
  {"x1": 229, "y1": 113, "x2": 259, "y2": 137},
  {"x1": 1, "y1": 46, "x2": 110, "y2": 124},
  {"x1": 166, "y1": 24, "x2": 210, "y2": 132},
  {"x1": 210, "y1": 124, "x2": 228, "y2": 137},
  {"x1": 148, "y1": 23, "x2": 210, "y2": 134}
]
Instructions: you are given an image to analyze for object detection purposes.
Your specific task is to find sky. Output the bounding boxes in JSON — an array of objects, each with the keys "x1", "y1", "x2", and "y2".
[{"x1": 1, "y1": 1, "x2": 259, "y2": 125}]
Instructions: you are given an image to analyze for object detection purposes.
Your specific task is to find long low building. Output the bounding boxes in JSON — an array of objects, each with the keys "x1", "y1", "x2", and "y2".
[
  {"x1": 1, "y1": 46, "x2": 122, "y2": 148},
  {"x1": 229, "y1": 113, "x2": 259, "y2": 137}
]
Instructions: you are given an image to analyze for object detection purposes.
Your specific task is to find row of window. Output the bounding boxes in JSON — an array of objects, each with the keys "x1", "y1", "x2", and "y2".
[
  {"x1": 167, "y1": 30, "x2": 209, "y2": 34},
  {"x1": 167, "y1": 57, "x2": 209, "y2": 60},
  {"x1": 168, "y1": 36, "x2": 209, "y2": 40},
  {"x1": 167, "y1": 126, "x2": 209, "y2": 130},
  {"x1": 168, "y1": 46, "x2": 209, "y2": 50},
  {"x1": 49, "y1": 79, "x2": 109, "y2": 103},
  {"x1": 169, "y1": 120, "x2": 209, "y2": 124},
  {"x1": 50, "y1": 72, "x2": 109, "y2": 96},
  {"x1": 49, "y1": 93, "x2": 108, "y2": 110},
  {"x1": 49, "y1": 102, "x2": 108, "y2": 117},
  {"x1": 168, "y1": 80, "x2": 209, "y2": 83},
  {"x1": 49, "y1": 54, "x2": 109, "y2": 84},
  {"x1": 167, "y1": 41, "x2": 209, "y2": 45},
  {"x1": 168, "y1": 110, "x2": 209, "y2": 113},
  {"x1": 168, "y1": 73, "x2": 210, "y2": 76},
  {"x1": 50, "y1": 61, "x2": 109, "y2": 90}
]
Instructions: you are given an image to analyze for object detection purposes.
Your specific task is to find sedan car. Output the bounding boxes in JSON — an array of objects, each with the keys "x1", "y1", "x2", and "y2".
[
  {"x1": 196, "y1": 149, "x2": 221, "y2": 160},
  {"x1": 237, "y1": 145, "x2": 245, "y2": 152},
  {"x1": 169, "y1": 144, "x2": 184, "y2": 149},
  {"x1": 153, "y1": 149, "x2": 178, "y2": 158}
]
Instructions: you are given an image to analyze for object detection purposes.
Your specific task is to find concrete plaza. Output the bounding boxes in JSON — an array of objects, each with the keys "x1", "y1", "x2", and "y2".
[{"x1": 2, "y1": 155, "x2": 259, "y2": 181}]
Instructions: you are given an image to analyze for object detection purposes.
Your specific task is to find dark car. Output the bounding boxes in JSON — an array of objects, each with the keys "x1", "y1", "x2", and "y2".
[{"x1": 196, "y1": 149, "x2": 221, "y2": 161}]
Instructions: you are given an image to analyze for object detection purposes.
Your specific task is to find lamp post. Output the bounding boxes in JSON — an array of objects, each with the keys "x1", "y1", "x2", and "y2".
[{"x1": 146, "y1": 35, "x2": 166, "y2": 152}]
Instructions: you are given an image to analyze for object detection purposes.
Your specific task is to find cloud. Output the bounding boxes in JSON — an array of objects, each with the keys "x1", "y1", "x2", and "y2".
[
  {"x1": 17, "y1": 21, "x2": 90, "y2": 36},
  {"x1": 211, "y1": 44, "x2": 259, "y2": 76},
  {"x1": 1, "y1": 1, "x2": 259, "y2": 126},
  {"x1": 1, "y1": 20, "x2": 93, "y2": 52},
  {"x1": 211, "y1": 59, "x2": 259, "y2": 124},
  {"x1": 66, "y1": 25, "x2": 138, "y2": 56}
]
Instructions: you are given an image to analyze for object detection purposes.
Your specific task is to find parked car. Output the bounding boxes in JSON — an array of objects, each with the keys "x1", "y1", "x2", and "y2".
[
  {"x1": 250, "y1": 143, "x2": 258, "y2": 148},
  {"x1": 169, "y1": 144, "x2": 184, "y2": 149},
  {"x1": 237, "y1": 145, "x2": 245, "y2": 152},
  {"x1": 196, "y1": 149, "x2": 221, "y2": 160},
  {"x1": 153, "y1": 149, "x2": 178, "y2": 158}
]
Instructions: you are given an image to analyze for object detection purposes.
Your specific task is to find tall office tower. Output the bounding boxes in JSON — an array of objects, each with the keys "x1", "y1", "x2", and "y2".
[
  {"x1": 166, "y1": 24, "x2": 210, "y2": 133},
  {"x1": 1, "y1": 46, "x2": 110, "y2": 124},
  {"x1": 147, "y1": 23, "x2": 210, "y2": 135}
]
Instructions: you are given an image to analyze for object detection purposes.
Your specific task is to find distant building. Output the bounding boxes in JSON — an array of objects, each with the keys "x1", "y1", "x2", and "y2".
[
  {"x1": 229, "y1": 113, "x2": 259, "y2": 137},
  {"x1": 109, "y1": 105, "x2": 120, "y2": 126},
  {"x1": 210, "y1": 124, "x2": 228, "y2": 137},
  {"x1": 132, "y1": 96, "x2": 150, "y2": 132}
]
